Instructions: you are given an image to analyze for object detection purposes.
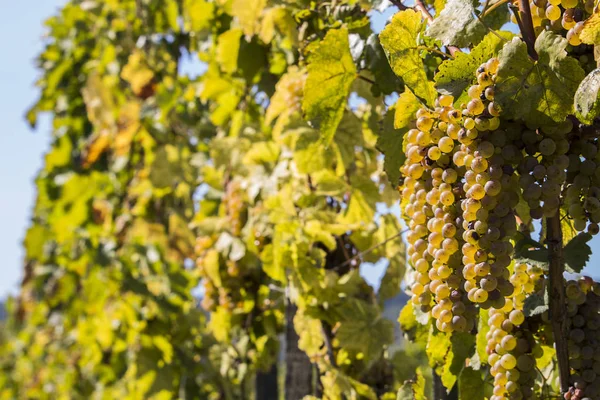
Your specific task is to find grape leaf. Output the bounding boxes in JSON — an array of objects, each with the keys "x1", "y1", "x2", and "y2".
[
  {"x1": 426, "y1": 0, "x2": 509, "y2": 48},
  {"x1": 303, "y1": 28, "x2": 357, "y2": 145},
  {"x1": 376, "y1": 109, "x2": 407, "y2": 186},
  {"x1": 475, "y1": 308, "x2": 490, "y2": 365},
  {"x1": 379, "y1": 9, "x2": 437, "y2": 106},
  {"x1": 398, "y1": 302, "x2": 429, "y2": 345},
  {"x1": 523, "y1": 291, "x2": 549, "y2": 317},
  {"x1": 393, "y1": 88, "x2": 421, "y2": 131},
  {"x1": 435, "y1": 31, "x2": 514, "y2": 104},
  {"x1": 458, "y1": 367, "x2": 484, "y2": 399},
  {"x1": 426, "y1": 327, "x2": 451, "y2": 368},
  {"x1": 580, "y1": 12, "x2": 600, "y2": 45},
  {"x1": 574, "y1": 69, "x2": 600, "y2": 125},
  {"x1": 336, "y1": 300, "x2": 394, "y2": 362},
  {"x1": 441, "y1": 333, "x2": 475, "y2": 390},
  {"x1": 396, "y1": 367, "x2": 426, "y2": 400},
  {"x1": 564, "y1": 232, "x2": 593, "y2": 273},
  {"x1": 294, "y1": 310, "x2": 325, "y2": 358},
  {"x1": 231, "y1": 0, "x2": 267, "y2": 37},
  {"x1": 364, "y1": 34, "x2": 404, "y2": 96},
  {"x1": 216, "y1": 29, "x2": 243, "y2": 74},
  {"x1": 513, "y1": 233, "x2": 549, "y2": 271},
  {"x1": 183, "y1": 0, "x2": 215, "y2": 32},
  {"x1": 495, "y1": 32, "x2": 585, "y2": 126}
]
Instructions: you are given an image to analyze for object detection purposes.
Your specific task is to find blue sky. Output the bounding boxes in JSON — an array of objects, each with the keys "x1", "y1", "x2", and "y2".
[{"x1": 0, "y1": 2, "x2": 598, "y2": 298}]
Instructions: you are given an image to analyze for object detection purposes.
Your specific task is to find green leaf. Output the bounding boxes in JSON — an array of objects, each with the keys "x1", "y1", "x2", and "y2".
[
  {"x1": 336, "y1": 300, "x2": 394, "y2": 362},
  {"x1": 364, "y1": 33, "x2": 404, "y2": 96},
  {"x1": 339, "y1": 175, "x2": 380, "y2": 224},
  {"x1": 312, "y1": 170, "x2": 349, "y2": 196},
  {"x1": 514, "y1": 234, "x2": 549, "y2": 271},
  {"x1": 396, "y1": 367, "x2": 427, "y2": 400},
  {"x1": 427, "y1": 0, "x2": 509, "y2": 48},
  {"x1": 293, "y1": 128, "x2": 336, "y2": 174},
  {"x1": 495, "y1": 32, "x2": 585, "y2": 126},
  {"x1": 303, "y1": 28, "x2": 357, "y2": 145},
  {"x1": 458, "y1": 367, "x2": 484, "y2": 399},
  {"x1": 379, "y1": 9, "x2": 436, "y2": 106},
  {"x1": 523, "y1": 291, "x2": 549, "y2": 317},
  {"x1": 575, "y1": 69, "x2": 600, "y2": 125},
  {"x1": 475, "y1": 308, "x2": 490, "y2": 365},
  {"x1": 564, "y1": 232, "x2": 593, "y2": 273},
  {"x1": 435, "y1": 31, "x2": 514, "y2": 103},
  {"x1": 440, "y1": 333, "x2": 475, "y2": 390},
  {"x1": 376, "y1": 109, "x2": 407, "y2": 186},
  {"x1": 216, "y1": 29, "x2": 243, "y2": 74}
]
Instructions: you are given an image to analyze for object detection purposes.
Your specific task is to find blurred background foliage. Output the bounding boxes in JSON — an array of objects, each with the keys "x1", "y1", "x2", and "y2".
[{"x1": 0, "y1": 0, "x2": 429, "y2": 399}]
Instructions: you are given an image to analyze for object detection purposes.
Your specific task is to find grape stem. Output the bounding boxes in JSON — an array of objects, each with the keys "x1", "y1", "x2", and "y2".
[
  {"x1": 546, "y1": 211, "x2": 570, "y2": 394},
  {"x1": 514, "y1": 0, "x2": 538, "y2": 60}
]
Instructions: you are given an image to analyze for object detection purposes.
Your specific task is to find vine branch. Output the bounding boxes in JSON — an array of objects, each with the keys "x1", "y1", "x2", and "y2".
[
  {"x1": 322, "y1": 322, "x2": 338, "y2": 368},
  {"x1": 513, "y1": 0, "x2": 538, "y2": 60},
  {"x1": 334, "y1": 229, "x2": 408, "y2": 269},
  {"x1": 389, "y1": 0, "x2": 409, "y2": 10},
  {"x1": 546, "y1": 211, "x2": 569, "y2": 394}
]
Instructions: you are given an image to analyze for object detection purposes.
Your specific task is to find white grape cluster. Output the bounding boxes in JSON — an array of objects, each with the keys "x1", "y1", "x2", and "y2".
[
  {"x1": 565, "y1": 278, "x2": 600, "y2": 400},
  {"x1": 487, "y1": 264, "x2": 545, "y2": 400}
]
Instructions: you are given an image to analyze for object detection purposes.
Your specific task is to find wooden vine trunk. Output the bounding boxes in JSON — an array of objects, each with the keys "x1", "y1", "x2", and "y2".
[{"x1": 285, "y1": 301, "x2": 315, "y2": 400}]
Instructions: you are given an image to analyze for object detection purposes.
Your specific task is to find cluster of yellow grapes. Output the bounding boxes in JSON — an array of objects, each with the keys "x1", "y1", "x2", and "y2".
[
  {"x1": 399, "y1": 58, "x2": 561, "y2": 399},
  {"x1": 526, "y1": 0, "x2": 595, "y2": 46},
  {"x1": 402, "y1": 93, "x2": 476, "y2": 333},
  {"x1": 487, "y1": 264, "x2": 544, "y2": 400}
]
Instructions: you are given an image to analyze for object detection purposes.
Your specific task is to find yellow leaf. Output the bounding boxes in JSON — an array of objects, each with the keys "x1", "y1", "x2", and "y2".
[
  {"x1": 293, "y1": 309, "x2": 325, "y2": 359},
  {"x1": 265, "y1": 66, "x2": 305, "y2": 125},
  {"x1": 121, "y1": 51, "x2": 154, "y2": 96},
  {"x1": 184, "y1": 0, "x2": 215, "y2": 31},
  {"x1": 581, "y1": 12, "x2": 600, "y2": 45},
  {"x1": 232, "y1": 0, "x2": 267, "y2": 37},
  {"x1": 115, "y1": 102, "x2": 141, "y2": 156}
]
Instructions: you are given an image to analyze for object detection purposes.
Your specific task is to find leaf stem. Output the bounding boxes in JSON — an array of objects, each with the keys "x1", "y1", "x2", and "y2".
[
  {"x1": 546, "y1": 211, "x2": 570, "y2": 394},
  {"x1": 482, "y1": 0, "x2": 510, "y2": 17},
  {"x1": 357, "y1": 74, "x2": 377, "y2": 85},
  {"x1": 417, "y1": 46, "x2": 455, "y2": 59}
]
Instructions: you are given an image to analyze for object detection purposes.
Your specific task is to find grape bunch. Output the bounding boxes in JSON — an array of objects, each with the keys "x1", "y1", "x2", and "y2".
[
  {"x1": 487, "y1": 263, "x2": 545, "y2": 400},
  {"x1": 401, "y1": 94, "x2": 478, "y2": 333},
  {"x1": 525, "y1": 0, "x2": 594, "y2": 46},
  {"x1": 455, "y1": 58, "x2": 523, "y2": 315},
  {"x1": 563, "y1": 132, "x2": 600, "y2": 235},
  {"x1": 564, "y1": 278, "x2": 600, "y2": 400}
]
